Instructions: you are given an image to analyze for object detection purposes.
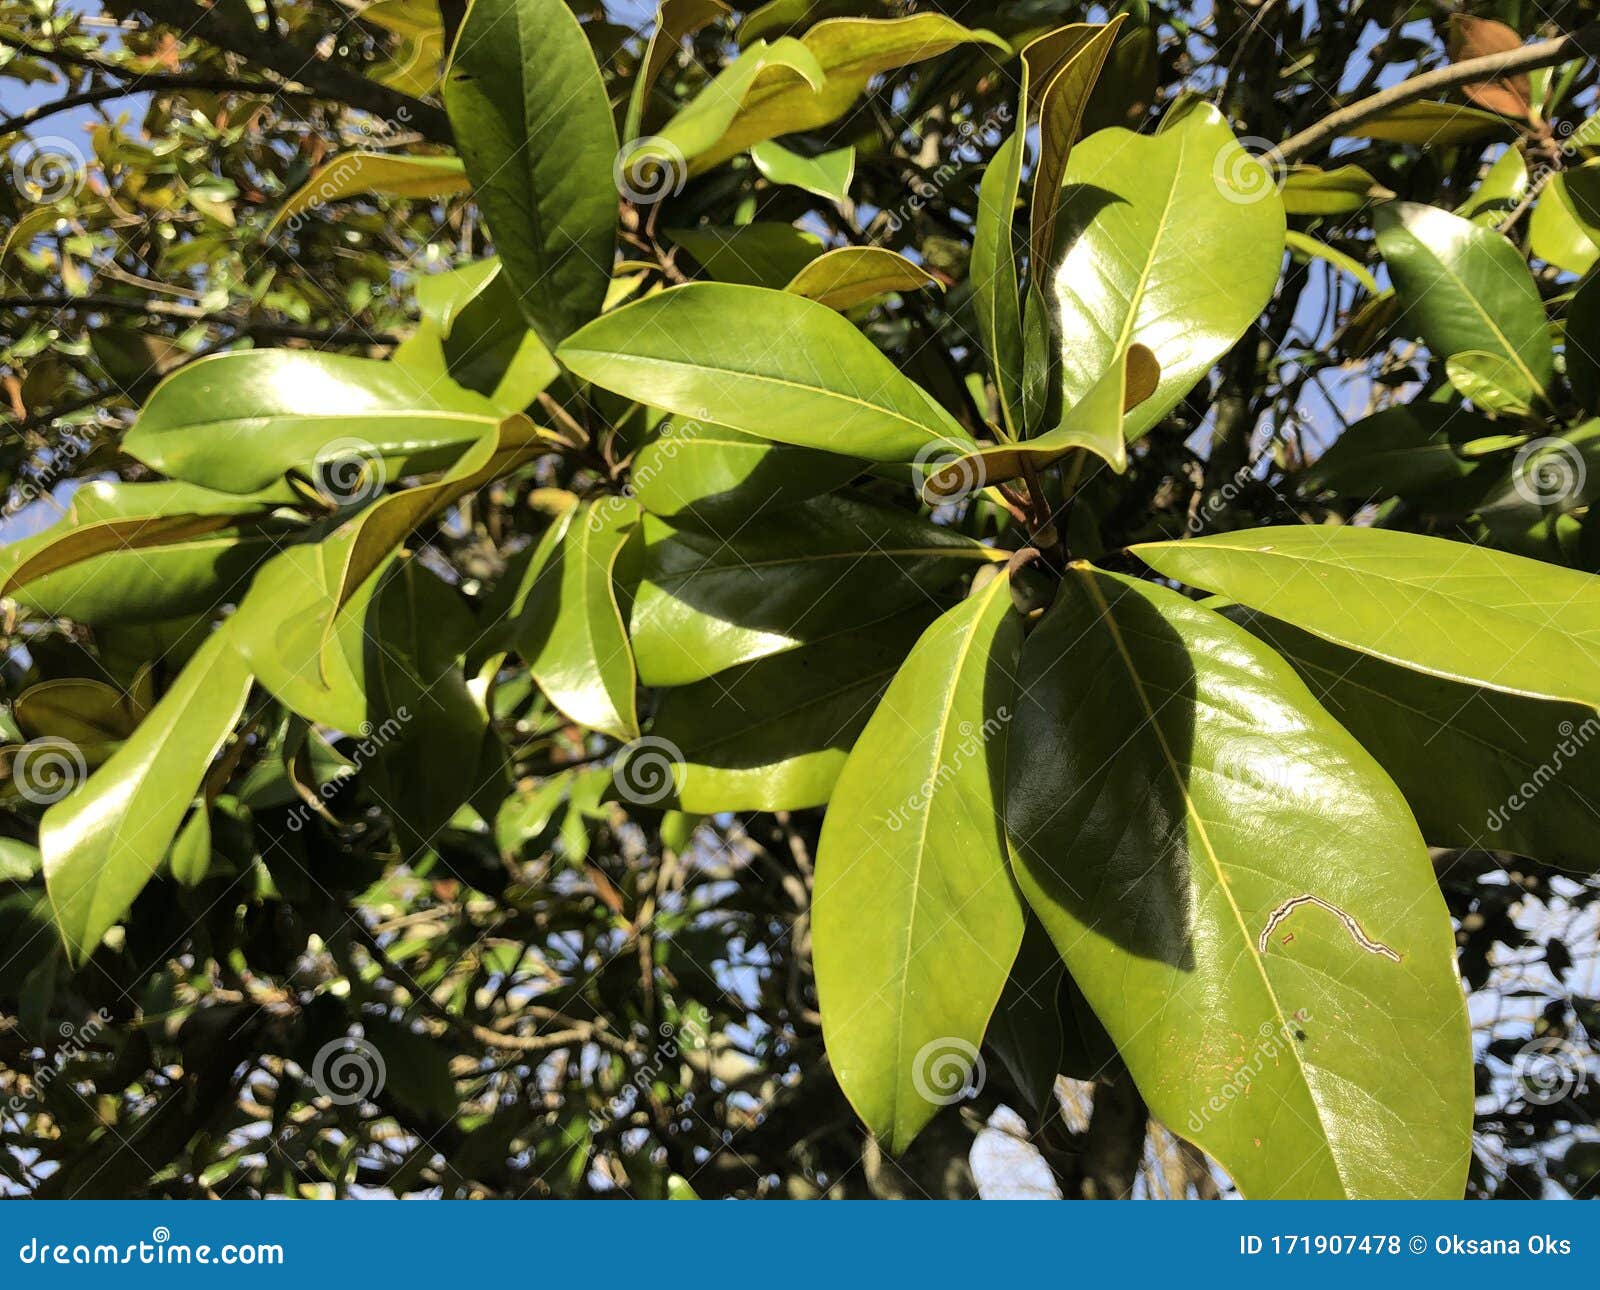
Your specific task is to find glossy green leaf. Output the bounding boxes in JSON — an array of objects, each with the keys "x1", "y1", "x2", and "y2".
[
  {"x1": 443, "y1": 0, "x2": 618, "y2": 349},
  {"x1": 630, "y1": 419, "x2": 862, "y2": 525},
  {"x1": 1284, "y1": 229, "x2": 1379, "y2": 293},
  {"x1": 784, "y1": 246, "x2": 938, "y2": 311},
  {"x1": 1444, "y1": 349, "x2": 1537, "y2": 415},
  {"x1": 644, "y1": 604, "x2": 937, "y2": 812},
  {"x1": 1232, "y1": 607, "x2": 1600, "y2": 873},
  {"x1": 666, "y1": 223, "x2": 823, "y2": 288},
  {"x1": 630, "y1": 495, "x2": 1001, "y2": 686},
  {"x1": 0, "y1": 480, "x2": 296, "y2": 625},
  {"x1": 267, "y1": 151, "x2": 467, "y2": 234},
  {"x1": 1051, "y1": 103, "x2": 1286, "y2": 443},
  {"x1": 1456, "y1": 148, "x2": 1528, "y2": 225},
  {"x1": 123, "y1": 350, "x2": 505, "y2": 494},
  {"x1": 1298, "y1": 404, "x2": 1500, "y2": 501},
  {"x1": 1347, "y1": 100, "x2": 1515, "y2": 146},
  {"x1": 365, "y1": 561, "x2": 487, "y2": 855},
  {"x1": 750, "y1": 140, "x2": 854, "y2": 202},
  {"x1": 1529, "y1": 172, "x2": 1599, "y2": 275},
  {"x1": 228, "y1": 536, "x2": 394, "y2": 732},
  {"x1": 684, "y1": 15, "x2": 1006, "y2": 172},
  {"x1": 512, "y1": 498, "x2": 642, "y2": 742},
  {"x1": 559, "y1": 283, "x2": 973, "y2": 460},
  {"x1": 411, "y1": 258, "x2": 558, "y2": 411},
  {"x1": 814, "y1": 571, "x2": 1026, "y2": 1152},
  {"x1": 641, "y1": 37, "x2": 823, "y2": 166},
  {"x1": 1374, "y1": 201, "x2": 1552, "y2": 405},
  {"x1": 1280, "y1": 164, "x2": 1385, "y2": 216},
  {"x1": 1135, "y1": 525, "x2": 1600, "y2": 709},
  {"x1": 923, "y1": 343, "x2": 1158, "y2": 498},
  {"x1": 1025, "y1": 20, "x2": 1122, "y2": 279},
  {"x1": 624, "y1": 0, "x2": 731, "y2": 143},
  {"x1": 971, "y1": 129, "x2": 1026, "y2": 435},
  {"x1": 42, "y1": 627, "x2": 252, "y2": 963},
  {"x1": 1006, "y1": 567, "x2": 1471, "y2": 1198}
]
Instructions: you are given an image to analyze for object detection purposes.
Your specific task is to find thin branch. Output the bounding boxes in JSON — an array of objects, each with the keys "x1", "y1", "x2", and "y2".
[
  {"x1": 129, "y1": 0, "x2": 451, "y2": 142},
  {"x1": 0, "y1": 74, "x2": 313, "y2": 136},
  {"x1": 1276, "y1": 22, "x2": 1600, "y2": 163}
]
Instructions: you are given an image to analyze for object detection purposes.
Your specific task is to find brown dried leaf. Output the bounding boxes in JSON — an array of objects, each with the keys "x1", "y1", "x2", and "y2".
[{"x1": 1448, "y1": 15, "x2": 1532, "y2": 119}]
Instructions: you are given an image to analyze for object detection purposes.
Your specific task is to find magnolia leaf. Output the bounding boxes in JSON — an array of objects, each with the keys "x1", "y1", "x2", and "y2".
[
  {"x1": 1007, "y1": 567, "x2": 1471, "y2": 1198},
  {"x1": 814, "y1": 572, "x2": 1026, "y2": 1152},
  {"x1": 42, "y1": 628, "x2": 252, "y2": 964},
  {"x1": 1135, "y1": 525, "x2": 1600, "y2": 709},
  {"x1": 1375, "y1": 201, "x2": 1552, "y2": 406},
  {"x1": 1052, "y1": 103, "x2": 1285, "y2": 444},
  {"x1": 784, "y1": 246, "x2": 938, "y2": 311},
  {"x1": 559, "y1": 283, "x2": 973, "y2": 460},
  {"x1": 267, "y1": 152, "x2": 467, "y2": 234},
  {"x1": 444, "y1": 0, "x2": 618, "y2": 349}
]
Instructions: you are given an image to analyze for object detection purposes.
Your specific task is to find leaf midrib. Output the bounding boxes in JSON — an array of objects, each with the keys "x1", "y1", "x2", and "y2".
[{"x1": 1077, "y1": 569, "x2": 1348, "y2": 1196}]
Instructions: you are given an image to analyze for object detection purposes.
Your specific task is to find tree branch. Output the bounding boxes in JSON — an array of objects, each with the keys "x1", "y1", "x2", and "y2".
[
  {"x1": 120, "y1": 0, "x2": 452, "y2": 142},
  {"x1": 1276, "y1": 22, "x2": 1600, "y2": 163},
  {"x1": 0, "y1": 74, "x2": 313, "y2": 137}
]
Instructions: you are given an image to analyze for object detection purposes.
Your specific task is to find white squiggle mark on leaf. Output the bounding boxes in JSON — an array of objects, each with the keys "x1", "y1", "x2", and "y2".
[{"x1": 1257, "y1": 894, "x2": 1400, "y2": 962}]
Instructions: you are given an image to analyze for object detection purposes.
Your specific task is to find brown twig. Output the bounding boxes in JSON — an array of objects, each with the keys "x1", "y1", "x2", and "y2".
[{"x1": 1276, "y1": 22, "x2": 1600, "y2": 163}]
